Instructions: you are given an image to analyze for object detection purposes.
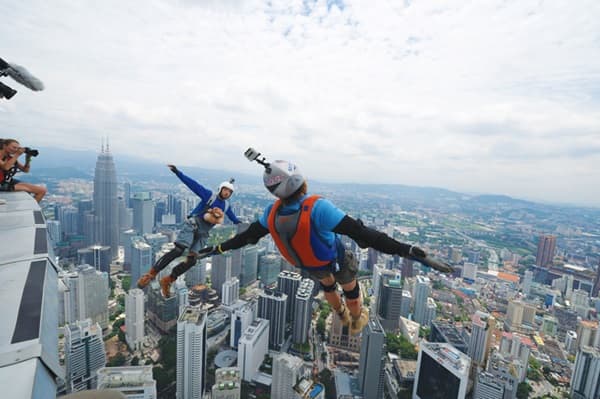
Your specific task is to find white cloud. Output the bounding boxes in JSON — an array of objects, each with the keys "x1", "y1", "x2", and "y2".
[{"x1": 1, "y1": 0, "x2": 600, "y2": 205}]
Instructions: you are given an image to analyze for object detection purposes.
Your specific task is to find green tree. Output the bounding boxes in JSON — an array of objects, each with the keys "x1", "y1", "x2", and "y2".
[
  {"x1": 317, "y1": 318, "x2": 326, "y2": 335},
  {"x1": 131, "y1": 356, "x2": 139, "y2": 366},
  {"x1": 122, "y1": 276, "x2": 131, "y2": 292},
  {"x1": 516, "y1": 382, "x2": 532, "y2": 399},
  {"x1": 107, "y1": 353, "x2": 127, "y2": 367}
]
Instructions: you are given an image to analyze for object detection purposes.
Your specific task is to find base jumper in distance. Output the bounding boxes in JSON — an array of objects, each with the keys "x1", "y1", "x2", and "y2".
[
  {"x1": 137, "y1": 164, "x2": 241, "y2": 296},
  {"x1": 199, "y1": 149, "x2": 453, "y2": 335}
]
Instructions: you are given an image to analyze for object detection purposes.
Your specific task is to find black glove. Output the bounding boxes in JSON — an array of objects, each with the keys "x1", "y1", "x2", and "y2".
[
  {"x1": 167, "y1": 164, "x2": 179, "y2": 174},
  {"x1": 408, "y1": 245, "x2": 427, "y2": 258}
]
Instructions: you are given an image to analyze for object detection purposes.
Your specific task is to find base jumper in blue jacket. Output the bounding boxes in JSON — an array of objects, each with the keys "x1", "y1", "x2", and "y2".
[
  {"x1": 137, "y1": 164, "x2": 241, "y2": 296},
  {"x1": 197, "y1": 150, "x2": 453, "y2": 335}
]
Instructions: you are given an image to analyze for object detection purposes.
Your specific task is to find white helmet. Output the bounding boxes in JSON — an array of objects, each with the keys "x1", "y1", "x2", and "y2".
[
  {"x1": 218, "y1": 179, "x2": 235, "y2": 195},
  {"x1": 263, "y1": 160, "x2": 305, "y2": 199}
]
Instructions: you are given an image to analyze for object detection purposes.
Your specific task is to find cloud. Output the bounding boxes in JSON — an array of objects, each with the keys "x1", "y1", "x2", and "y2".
[{"x1": 1, "y1": 0, "x2": 599, "y2": 205}]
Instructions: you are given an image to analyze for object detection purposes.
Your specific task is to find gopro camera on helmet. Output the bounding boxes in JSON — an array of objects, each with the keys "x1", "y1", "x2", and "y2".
[{"x1": 244, "y1": 148, "x2": 271, "y2": 171}]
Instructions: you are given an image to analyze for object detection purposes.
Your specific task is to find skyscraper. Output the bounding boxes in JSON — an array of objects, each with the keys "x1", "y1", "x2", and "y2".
[
  {"x1": 473, "y1": 371, "x2": 504, "y2": 399},
  {"x1": 238, "y1": 318, "x2": 270, "y2": 381},
  {"x1": 414, "y1": 276, "x2": 431, "y2": 325},
  {"x1": 132, "y1": 192, "x2": 154, "y2": 235},
  {"x1": 413, "y1": 343, "x2": 471, "y2": 399},
  {"x1": 131, "y1": 240, "x2": 152, "y2": 290},
  {"x1": 240, "y1": 245, "x2": 258, "y2": 286},
  {"x1": 77, "y1": 244, "x2": 111, "y2": 274},
  {"x1": 258, "y1": 253, "x2": 282, "y2": 287},
  {"x1": 278, "y1": 271, "x2": 302, "y2": 323},
  {"x1": 230, "y1": 301, "x2": 255, "y2": 349},
  {"x1": 329, "y1": 310, "x2": 361, "y2": 352},
  {"x1": 177, "y1": 306, "x2": 207, "y2": 399},
  {"x1": 571, "y1": 346, "x2": 600, "y2": 399},
  {"x1": 401, "y1": 257, "x2": 414, "y2": 279},
  {"x1": 60, "y1": 265, "x2": 110, "y2": 329},
  {"x1": 293, "y1": 278, "x2": 314, "y2": 344},
  {"x1": 211, "y1": 367, "x2": 241, "y2": 399},
  {"x1": 522, "y1": 270, "x2": 533, "y2": 296},
  {"x1": 212, "y1": 253, "x2": 232, "y2": 298},
  {"x1": 222, "y1": 277, "x2": 240, "y2": 306},
  {"x1": 468, "y1": 311, "x2": 494, "y2": 369},
  {"x1": 125, "y1": 288, "x2": 145, "y2": 351},
  {"x1": 536, "y1": 234, "x2": 556, "y2": 267},
  {"x1": 97, "y1": 366, "x2": 157, "y2": 399},
  {"x1": 258, "y1": 289, "x2": 288, "y2": 350},
  {"x1": 272, "y1": 353, "x2": 304, "y2": 399},
  {"x1": 358, "y1": 317, "x2": 386, "y2": 399},
  {"x1": 377, "y1": 276, "x2": 404, "y2": 331},
  {"x1": 64, "y1": 319, "x2": 107, "y2": 393},
  {"x1": 93, "y1": 143, "x2": 119, "y2": 259}
]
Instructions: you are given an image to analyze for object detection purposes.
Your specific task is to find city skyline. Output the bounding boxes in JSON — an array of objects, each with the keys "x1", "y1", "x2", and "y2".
[{"x1": 2, "y1": 1, "x2": 600, "y2": 205}]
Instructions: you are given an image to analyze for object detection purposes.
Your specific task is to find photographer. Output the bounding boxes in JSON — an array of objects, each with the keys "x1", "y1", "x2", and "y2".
[{"x1": 0, "y1": 138, "x2": 46, "y2": 202}]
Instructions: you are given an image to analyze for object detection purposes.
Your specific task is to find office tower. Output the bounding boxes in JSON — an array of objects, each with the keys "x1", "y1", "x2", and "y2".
[
  {"x1": 422, "y1": 297, "x2": 437, "y2": 328},
  {"x1": 429, "y1": 322, "x2": 469, "y2": 354},
  {"x1": 504, "y1": 300, "x2": 535, "y2": 330},
  {"x1": 131, "y1": 240, "x2": 152, "y2": 291},
  {"x1": 77, "y1": 244, "x2": 111, "y2": 274},
  {"x1": 522, "y1": 270, "x2": 533, "y2": 296},
  {"x1": 402, "y1": 257, "x2": 414, "y2": 279},
  {"x1": 258, "y1": 289, "x2": 288, "y2": 350},
  {"x1": 212, "y1": 253, "x2": 232, "y2": 297},
  {"x1": 293, "y1": 278, "x2": 314, "y2": 344},
  {"x1": 366, "y1": 248, "x2": 378, "y2": 270},
  {"x1": 468, "y1": 311, "x2": 494, "y2": 369},
  {"x1": 465, "y1": 249, "x2": 481, "y2": 264},
  {"x1": 413, "y1": 276, "x2": 431, "y2": 325},
  {"x1": 400, "y1": 290, "x2": 412, "y2": 318},
  {"x1": 125, "y1": 288, "x2": 145, "y2": 351},
  {"x1": 176, "y1": 306, "x2": 207, "y2": 399},
  {"x1": 278, "y1": 271, "x2": 302, "y2": 323},
  {"x1": 358, "y1": 317, "x2": 386, "y2": 399},
  {"x1": 97, "y1": 366, "x2": 157, "y2": 398},
  {"x1": 47, "y1": 219, "x2": 61, "y2": 245},
  {"x1": 258, "y1": 253, "x2": 282, "y2": 286},
  {"x1": 144, "y1": 233, "x2": 168, "y2": 259},
  {"x1": 377, "y1": 276, "x2": 404, "y2": 331},
  {"x1": 154, "y1": 201, "x2": 166, "y2": 225},
  {"x1": 240, "y1": 245, "x2": 258, "y2": 286},
  {"x1": 118, "y1": 197, "x2": 133, "y2": 231},
  {"x1": 449, "y1": 247, "x2": 462, "y2": 263},
  {"x1": 175, "y1": 278, "x2": 189, "y2": 318},
  {"x1": 147, "y1": 283, "x2": 179, "y2": 333},
  {"x1": 64, "y1": 319, "x2": 106, "y2": 393},
  {"x1": 212, "y1": 367, "x2": 241, "y2": 399},
  {"x1": 329, "y1": 309, "x2": 362, "y2": 351},
  {"x1": 473, "y1": 371, "x2": 504, "y2": 399},
  {"x1": 593, "y1": 260, "x2": 600, "y2": 297},
  {"x1": 272, "y1": 354, "x2": 304, "y2": 399},
  {"x1": 571, "y1": 346, "x2": 600, "y2": 399},
  {"x1": 499, "y1": 332, "x2": 533, "y2": 377},
  {"x1": 222, "y1": 277, "x2": 240, "y2": 306},
  {"x1": 77, "y1": 199, "x2": 93, "y2": 234},
  {"x1": 462, "y1": 262, "x2": 477, "y2": 281},
  {"x1": 230, "y1": 302, "x2": 255, "y2": 349},
  {"x1": 413, "y1": 343, "x2": 470, "y2": 399},
  {"x1": 572, "y1": 289, "x2": 590, "y2": 318},
  {"x1": 541, "y1": 315, "x2": 558, "y2": 337},
  {"x1": 566, "y1": 331, "x2": 578, "y2": 354},
  {"x1": 576, "y1": 320, "x2": 599, "y2": 351},
  {"x1": 132, "y1": 192, "x2": 154, "y2": 235},
  {"x1": 60, "y1": 265, "x2": 110, "y2": 329},
  {"x1": 238, "y1": 318, "x2": 270, "y2": 381},
  {"x1": 185, "y1": 258, "x2": 206, "y2": 288},
  {"x1": 93, "y1": 143, "x2": 119, "y2": 259},
  {"x1": 59, "y1": 206, "x2": 79, "y2": 237},
  {"x1": 123, "y1": 182, "x2": 132, "y2": 207},
  {"x1": 486, "y1": 351, "x2": 520, "y2": 396},
  {"x1": 536, "y1": 234, "x2": 556, "y2": 267}
]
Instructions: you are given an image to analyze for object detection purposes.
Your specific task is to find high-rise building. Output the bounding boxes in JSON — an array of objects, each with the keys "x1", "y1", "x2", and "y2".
[
  {"x1": 329, "y1": 309, "x2": 362, "y2": 352},
  {"x1": 77, "y1": 245, "x2": 111, "y2": 274},
  {"x1": 499, "y1": 332, "x2": 533, "y2": 379},
  {"x1": 400, "y1": 290, "x2": 412, "y2": 318},
  {"x1": 294, "y1": 378, "x2": 325, "y2": 399},
  {"x1": 358, "y1": 317, "x2": 386, "y2": 399},
  {"x1": 123, "y1": 182, "x2": 132, "y2": 207},
  {"x1": 258, "y1": 253, "x2": 282, "y2": 287},
  {"x1": 47, "y1": 219, "x2": 61, "y2": 246},
  {"x1": 468, "y1": 311, "x2": 494, "y2": 369},
  {"x1": 240, "y1": 245, "x2": 258, "y2": 286},
  {"x1": 429, "y1": 322, "x2": 469, "y2": 354},
  {"x1": 566, "y1": 330, "x2": 578, "y2": 354},
  {"x1": 222, "y1": 277, "x2": 240, "y2": 306},
  {"x1": 132, "y1": 192, "x2": 154, "y2": 235},
  {"x1": 258, "y1": 289, "x2": 288, "y2": 350},
  {"x1": 230, "y1": 302, "x2": 255, "y2": 349},
  {"x1": 77, "y1": 199, "x2": 93, "y2": 234},
  {"x1": 278, "y1": 271, "x2": 302, "y2": 323},
  {"x1": 59, "y1": 206, "x2": 79, "y2": 237},
  {"x1": 541, "y1": 315, "x2": 558, "y2": 337},
  {"x1": 402, "y1": 257, "x2": 414, "y2": 279},
  {"x1": 570, "y1": 346, "x2": 600, "y2": 399},
  {"x1": 211, "y1": 367, "x2": 241, "y2": 399},
  {"x1": 185, "y1": 257, "x2": 206, "y2": 288},
  {"x1": 93, "y1": 144, "x2": 119, "y2": 259},
  {"x1": 414, "y1": 276, "x2": 431, "y2": 325},
  {"x1": 272, "y1": 354, "x2": 304, "y2": 399},
  {"x1": 377, "y1": 276, "x2": 404, "y2": 331},
  {"x1": 293, "y1": 278, "x2": 314, "y2": 344},
  {"x1": 593, "y1": 260, "x2": 600, "y2": 297},
  {"x1": 212, "y1": 253, "x2": 232, "y2": 298},
  {"x1": 131, "y1": 240, "x2": 152, "y2": 290},
  {"x1": 60, "y1": 265, "x2": 110, "y2": 329},
  {"x1": 64, "y1": 319, "x2": 107, "y2": 393},
  {"x1": 125, "y1": 288, "x2": 145, "y2": 351},
  {"x1": 486, "y1": 351, "x2": 520, "y2": 396},
  {"x1": 147, "y1": 283, "x2": 179, "y2": 333},
  {"x1": 473, "y1": 371, "x2": 504, "y2": 399},
  {"x1": 572, "y1": 289, "x2": 590, "y2": 318},
  {"x1": 413, "y1": 343, "x2": 471, "y2": 399},
  {"x1": 504, "y1": 300, "x2": 536, "y2": 330},
  {"x1": 422, "y1": 297, "x2": 437, "y2": 328},
  {"x1": 576, "y1": 320, "x2": 598, "y2": 351},
  {"x1": 522, "y1": 270, "x2": 533, "y2": 296},
  {"x1": 536, "y1": 235, "x2": 556, "y2": 267},
  {"x1": 238, "y1": 318, "x2": 270, "y2": 382},
  {"x1": 462, "y1": 262, "x2": 478, "y2": 281},
  {"x1": 176, "y1": 306, "x2": 207, "y2": 399},
  {"x1": 118, "y1": 197, "x2": 133, "y2": 231},
  {"x1": 97, "y1": 366, "x2": 157, "y2": 399}
]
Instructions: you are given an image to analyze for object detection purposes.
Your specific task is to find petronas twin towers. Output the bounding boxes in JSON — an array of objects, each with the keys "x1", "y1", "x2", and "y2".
[{"x1": 93, "y1": 141, "x2": 119, "y2": 259}]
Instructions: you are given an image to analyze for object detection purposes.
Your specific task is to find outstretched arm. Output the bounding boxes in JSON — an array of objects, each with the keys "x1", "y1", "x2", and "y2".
[
  {"x1": 168, "y1": 165, "x2": 211, "y2": 201},
  {"x1": 332, "y1": 215, "x2": 422, "y2": 258},
  {"x1": 202, "y1": 221, "x2": 269, "y2": 254}
]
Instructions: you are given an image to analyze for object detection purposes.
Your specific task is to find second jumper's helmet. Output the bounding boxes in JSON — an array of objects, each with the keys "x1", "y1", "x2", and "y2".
[
  {"x1": 263, "y1": 160, "x2": 305, "y2": 199},
  {"x1": 218, "y1": 179, "x2": 235, "y2": 195}
]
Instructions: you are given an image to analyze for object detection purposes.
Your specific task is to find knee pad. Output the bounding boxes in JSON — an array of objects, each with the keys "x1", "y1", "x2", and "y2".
[
  {"x1": 343, "y1": 283, "x2": 361, "y2": 300},
  {"x1": 186, "y1": 254, "x2": 197, "y2": 265},
  {"x1": 321, "y1": 281, "x2": 338, "y2": 292}
]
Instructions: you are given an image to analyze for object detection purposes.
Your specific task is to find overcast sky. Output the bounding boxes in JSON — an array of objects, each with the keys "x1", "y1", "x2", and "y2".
[{"x1": 1, "y1": 0, "x2": 599, "y2": 206}]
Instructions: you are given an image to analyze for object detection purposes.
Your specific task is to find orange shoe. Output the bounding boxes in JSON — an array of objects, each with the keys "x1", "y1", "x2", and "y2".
[
  {"x1": 160, "y1": 275, "x2": 176, "y2": 298},
  {"x1": 137, "y1": 268, "x2": 159, "y2": 289},
  {"x1": 337, "y1": 304, "x2": 351, "y2": 327},
  {"x1": 349, "y1": 307, "x2": 369, "y2": 335}
]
